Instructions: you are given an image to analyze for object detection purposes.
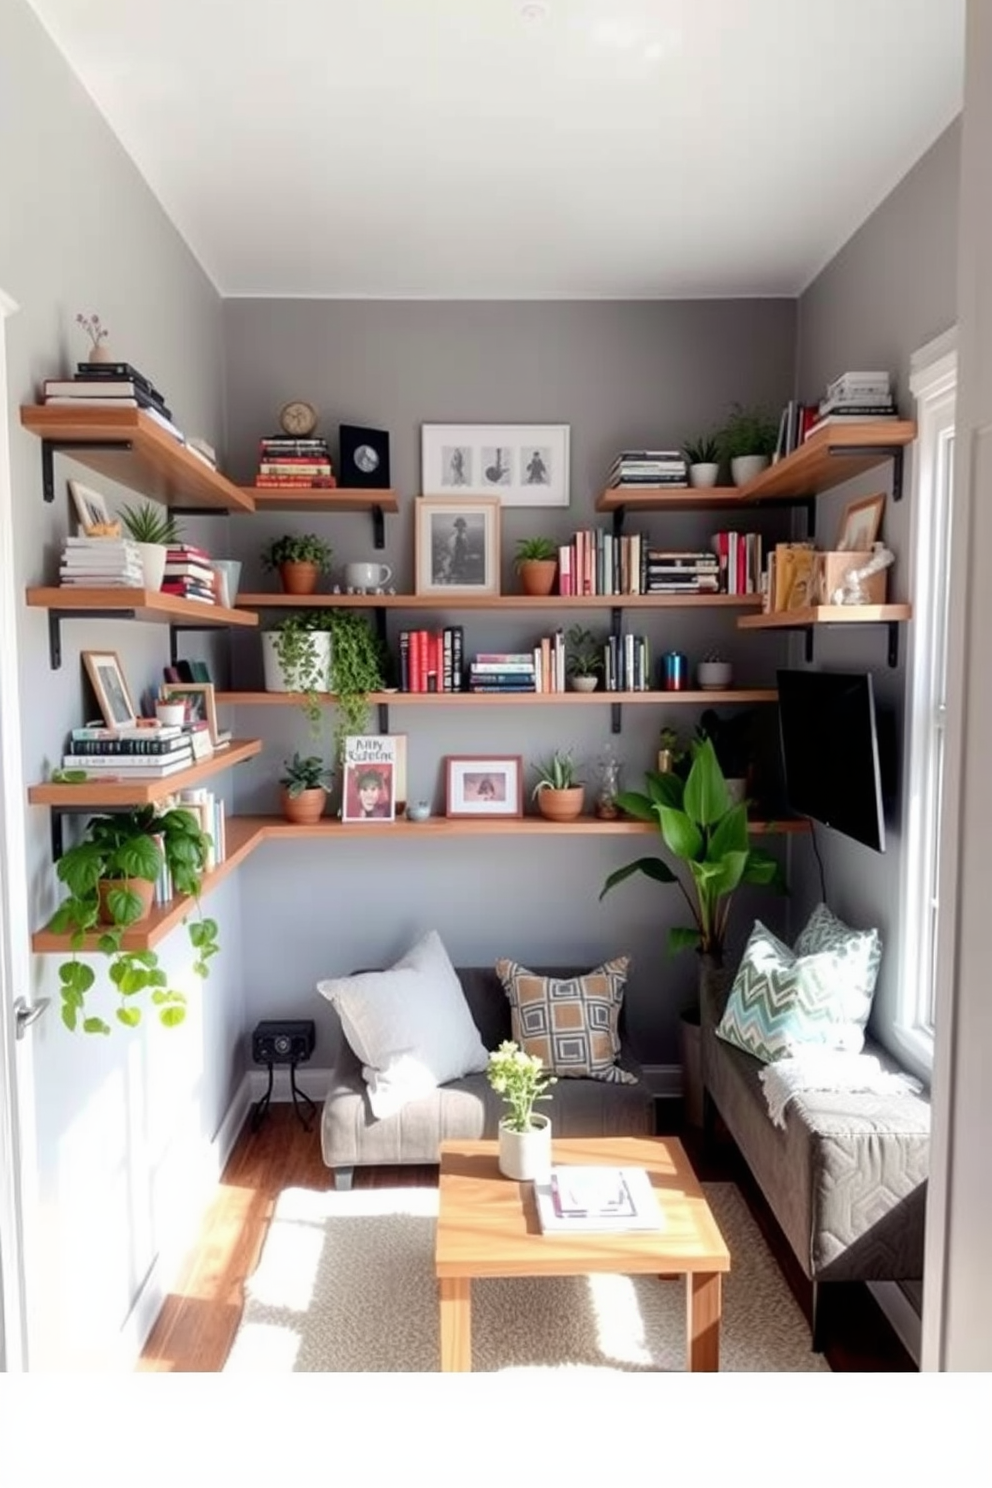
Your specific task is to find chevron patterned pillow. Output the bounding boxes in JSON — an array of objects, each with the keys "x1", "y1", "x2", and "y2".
[
  {"x1": 716, "y1": 918, "x2": 880, "y2": 1064},
  {"x1": 793, "y1": 902, "x2": 882, "y2": 1004},
  {"x1": 495, "y1": 956, "x2": 637, "y2": 1084}
]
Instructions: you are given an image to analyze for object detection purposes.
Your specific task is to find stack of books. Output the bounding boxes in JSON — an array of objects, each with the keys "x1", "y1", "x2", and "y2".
[
  {"x1": 182, "y1": 435, "x2": 218, "y2": 470},
  {"x1": 162, "y1": 542, "x2": 216, "y2": 604},
  {"x1": 59, "y1": 535, "x2": 144, "y2": 588},
  {"x1": 644, "y1": 548, "x2": 721, "y2": 595},
  {"x1": 397, "y1": 627, "x2": 465, "y2": 692},
  {"x1": 533, "y1": 1166, "x2": 662, "y2": 1233},
  {"x1": 804, "y1": 370, "x2": 898, "y2": 440},
  {"x1": 43, "y1": 361, "x2": 183, "y2": 442},
  {"x1": 559, "y1": 530, "x2": 646, "y2": 596},
  {"x1": 606, "y1": 450, "x2": 687, "y2": 489},
  {"x1": 61, "y1": 724, "x2": 195, "y2": 779},
  {"x1": 603, "y1": 634, "x2": 650, "y2": 691},
  {"x1": 254, "y1": 437, "x2": 336, "y2": 489},
  {"x1": 470, "y1": 651, "x2": 538, "y2": 694}
]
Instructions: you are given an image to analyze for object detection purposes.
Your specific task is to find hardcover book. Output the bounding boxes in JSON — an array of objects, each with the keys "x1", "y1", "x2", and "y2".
[{"x1": 533, "y1": 1166, "x2": 662, "y2": 1233}]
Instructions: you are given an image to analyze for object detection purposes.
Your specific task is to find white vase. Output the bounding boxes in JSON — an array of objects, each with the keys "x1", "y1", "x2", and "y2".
[
  {"x1": 212, "y1": 559, "x2": 242, "y2": 608},
  {"x1": 135, "y1": 542, "x2": 167, "y2": 592},
  {"x1": 730, "y1": 454, "x2": 771, "y2": 487},
  {"x1": 262, "y1": 630, "x2": 332, "y2": 693},
  {"x1": 87, "y1": 344, "x2": 115, "y2": 364},
  {"x1": 497, "y1": 1113, "x2": 552, "y2": 1181},
  {"x1": 688, "y1": 462, "x2": 721, "y2": 488}
]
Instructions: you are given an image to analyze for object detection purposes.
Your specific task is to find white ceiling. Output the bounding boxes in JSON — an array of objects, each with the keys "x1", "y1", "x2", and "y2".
[{"x1": 26, "y1": 0, "x2": 965, "y2": 299}]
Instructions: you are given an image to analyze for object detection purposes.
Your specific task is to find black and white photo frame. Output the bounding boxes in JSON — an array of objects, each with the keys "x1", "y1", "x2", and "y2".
[{"x1": 421, "y1": 424, "x2": 570, "y2": 507}]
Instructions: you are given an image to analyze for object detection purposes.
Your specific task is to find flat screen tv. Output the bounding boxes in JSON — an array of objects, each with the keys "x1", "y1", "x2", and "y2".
[{"x1": 776, "y1": 669, "x2": 887, "y2": 852}]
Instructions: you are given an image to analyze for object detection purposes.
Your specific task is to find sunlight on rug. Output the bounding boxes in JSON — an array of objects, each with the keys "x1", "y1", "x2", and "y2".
[{"x1": 222, "y1": 1182, "x2": 828, "y2": 1373}]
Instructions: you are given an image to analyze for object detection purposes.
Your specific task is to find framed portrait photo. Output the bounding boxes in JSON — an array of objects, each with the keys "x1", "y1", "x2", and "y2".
[
  {"x1": 414, "y1": 496, "x2": 501, "y2": 597},
  {"x1": 445, "y1": 755, "x2": 523, "y2": 819},
  {"x1": 160, "y1": 682, "x2": 230, "y2": 747},
  {"x1": 82, "y1": 650, "x2": 137, "y2": 729},
  {"x1": 68, "y1": 479, "x2": 112, "y2": 535},
  {"x1": 836, "y1": 492, "x2": 885, "y2": 552},
  {"x1": 342, "y1": 736, "x2": 397, "y2": 823},
  {"x1": 421, "y1": 424, "x2": 570, "y2": 508}
]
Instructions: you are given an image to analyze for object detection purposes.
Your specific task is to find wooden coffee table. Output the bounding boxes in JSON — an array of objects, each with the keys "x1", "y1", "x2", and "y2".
[{"x1": 435, "y1": 1135, "x2": 730, "y2": 1372}]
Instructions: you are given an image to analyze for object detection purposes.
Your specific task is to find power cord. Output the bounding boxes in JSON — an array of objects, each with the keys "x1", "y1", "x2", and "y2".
[{"x1": 809, "y1": 820, "x2": 828, "y2": 904}]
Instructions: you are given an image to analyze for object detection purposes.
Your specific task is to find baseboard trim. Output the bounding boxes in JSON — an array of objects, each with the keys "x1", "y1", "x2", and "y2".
[
  {"x1": 867, "y1": 1280, "x2": 922, "y2": 1366},
  {"x1": 639, "y1": 1063, "x2": 682, "y2": 1099}
]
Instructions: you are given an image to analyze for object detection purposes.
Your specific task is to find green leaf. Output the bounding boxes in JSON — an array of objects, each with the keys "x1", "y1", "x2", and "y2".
[
  {"x1": 743, "y1": 849, "x2": 788, "y2": 891},
  {"x1": 707, "y1": 803, "x2": 749, "y2": 861},
  {"x1": 658, "y1": 806, "x2": 703, "y2": 862},
  {"x1": 668, "y1": 926, "x2": 702, "y2": 955},
  {"x1": 643, "y1": 771, "x2": 685, "y2": 810},
  {"x1": 683, "y1": 738, "x2": 730, "y2": 827},
  {"x1": 82, "y1": 1017, "x2": 111, "y2": 1036},
  {"x1": 104, "y1": 885, "x2": 146, "y2": 928},
  {"x1": 61, "y1": 1003, "x2": 78, "y2": 1033},
  {"x1": 690, "y1": 849, "x2": 748, "y2": 899},
  {"x1": 160, "y1": 1006, "x2": 187, "y2": 1028},
  {"x1": 612, "y1": 790, "x2": 655, "y2": 823},
  {"x1": 59, "y1": 961, "x2": 94, "y2": 993},
  {"x1": 599, "y1": 856, "x2": 678, "y2": 899},
  {"x1": 114, "y1": 836, "x2": 162, "y2": 881},
  {"x1": 116, "y1": 1007, "x2": 141, "y2": 1028}
]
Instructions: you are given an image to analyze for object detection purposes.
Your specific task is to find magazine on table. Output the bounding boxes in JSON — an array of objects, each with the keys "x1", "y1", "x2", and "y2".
[{"x1": 533, "y1": 1165, "x2": 662, "y2": 1234}]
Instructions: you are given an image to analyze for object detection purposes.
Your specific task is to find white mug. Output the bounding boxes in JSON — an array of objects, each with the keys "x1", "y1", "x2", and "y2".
[{"x1": 345, "y1": 561, "x2": 393, "y2": 591}]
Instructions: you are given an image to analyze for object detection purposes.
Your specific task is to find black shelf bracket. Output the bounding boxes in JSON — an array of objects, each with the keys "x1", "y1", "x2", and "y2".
[
  {"x1": 372, "y1": 504, "x2": 386, "y2": 550},
  {"x1": 48, "y1": 801, "x2": 132, "y2": 861},
  {"x1": 42, "y1": 438, "x2": 133, "y2": 503},
  {"x1": 804, "y1": 627, "x2": 815, "y2": 664},
  {"x1": 169, "y1": 505, "x2": 233, "y2": 518},
  {"x1": 826, "y1": 443, "x2": 905, "y2": 502},
  {"x1": 803, "y1": 620, "x2": 902, "y2": 669},
  {"x1": 48, "y1": 609, "x2": 137, "y2": 670},
  {"x1": 611, "y1": 506, "x2": 626, "y2": 540}
]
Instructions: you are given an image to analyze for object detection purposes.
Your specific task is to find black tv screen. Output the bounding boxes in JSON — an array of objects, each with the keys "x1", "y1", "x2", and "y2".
[{"x1": 776, "y1": 669, "x2": 886, "y2": 852}]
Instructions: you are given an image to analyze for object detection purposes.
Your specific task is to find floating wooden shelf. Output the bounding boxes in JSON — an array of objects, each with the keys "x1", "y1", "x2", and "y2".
[
  {"x1": 737, "y1": 604, "x2": 912, "y2": 632},
  {"x1": 31, "y1": 818, "x2": 262, "y2": 954},
  {"x1": 27, "y1": 738, "x2": 262, "y2": 808},
  {"x1": 216, "y1": 688, "x2": 779, "y2": 708},
  {"x1": 20, "y1": 406, "x2": 255, "y2": 512},
  {"x1": 596, "y1": 485, "x2": 742, "y2": 514},
  {"x1": 26, "y1": 587, "x2": 259, "y2": 628},
  {"x1": 228, "y1": 813, "x2": 808, "y2": 840},
  {"x1": 236, "y1": 592, "x2": 765, "y2": 612},
  {"x1": 736, "y1": 421, "x2": 917, "y2": 503},
  {"x1": 239, "y1": 487, "x2": 399, "y2": 513}
]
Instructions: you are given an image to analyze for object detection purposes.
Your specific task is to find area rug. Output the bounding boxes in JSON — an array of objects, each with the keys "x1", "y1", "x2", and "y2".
[{"x1": 222, "y1": 1182, "x2": 829, "y2": 1373}]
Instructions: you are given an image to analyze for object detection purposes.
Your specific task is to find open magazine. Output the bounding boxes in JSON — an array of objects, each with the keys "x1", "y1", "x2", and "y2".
[{"x1": 533, "y1": 1166, "x2": 662, "y2": 1234}]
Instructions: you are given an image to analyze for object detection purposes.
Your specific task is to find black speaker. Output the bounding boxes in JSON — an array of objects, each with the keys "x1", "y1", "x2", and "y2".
[
  {"x1": 339, "y1": 423, "x2": 390, "y2": 488},
  {"x1": 251, "y1": 1019, "x2": 315, "y2": 1066}
]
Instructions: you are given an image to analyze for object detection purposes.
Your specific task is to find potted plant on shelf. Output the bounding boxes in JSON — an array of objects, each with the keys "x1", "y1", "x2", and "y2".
[
  {"x1": 486, "y1": 1039, "x2": 556, "y2": 1180},
  {"x1": 656, "y1": 725, "x2": 687, "y2": 776},
  {"x1": 48, "y1": 804, "x2": 218, "y2": 1035},
  {"x1": 531, "y1": 748, "x2": 585, "y2": 822},
  {"x1": 279, "y1": 752, "x2": 333, "y2": 825},
  {"x1": 514, "y1": 536, "x2": 559, "y2": 597},
  {"x1": 682, "y1": 433, "x2": 722, "y2": 489},
  {"x1": 565, "y1": 625, "x2": 604, "y2": 692},
  {"x1": 261, "y1": 608, "x2": 386, "y2": 755},
  {"x1": 716, "y1": 402, "x2": 780, "y2": 487},
  {"x1": 261, "y1": 533, "x2": 334, "y2": 596},
  {"x1": 118, "y1": 501, "x2": 182, "y2": 592},
  {"x1": 599, "y1": 737, "x2": 786, "y2": 1123}
]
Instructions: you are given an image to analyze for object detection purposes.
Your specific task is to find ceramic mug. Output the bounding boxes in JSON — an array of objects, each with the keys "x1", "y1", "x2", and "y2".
[{"x1": 345, "y1": 561, "x2": 393, "y2": 592}]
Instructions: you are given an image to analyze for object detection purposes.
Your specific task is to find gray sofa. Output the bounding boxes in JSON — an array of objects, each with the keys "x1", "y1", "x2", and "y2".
[
  {"x1": 321, "y1": 965, "x2": 654, "y2": 1189},
  {"x1": 699, "y1": 962, "x2": 931, "y2": 1348}
]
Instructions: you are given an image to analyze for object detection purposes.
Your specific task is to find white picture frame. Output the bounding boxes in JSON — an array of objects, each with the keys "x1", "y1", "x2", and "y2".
[
  {"x1": 421, "y1": 423, "x2": 570, "y2": 507},
  {"x1": 68, "y1": 479, "x2": 112, "y2": 535},
  {"x1": 82, "y1": 650, "x2": 137, "y2": 729}
]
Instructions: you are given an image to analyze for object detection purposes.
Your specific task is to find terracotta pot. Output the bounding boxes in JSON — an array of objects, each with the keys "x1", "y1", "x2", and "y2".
[
  {"x1": 281, "y1": 785, "x2": 327, "y2": 825},
  {"x1": 518, "y1": 559, "x2": 558, "y2": 597},
  {"x1": 279, "y1": 561, "x2": 320, "y2": 595},
  {"x1": 97, "y1": 877, "x2": 155, "y2": 926},
  {"x1": 497, "y1": 1113, "x2": 552, "y2": 1181},
  {"x1": 535, "y1": 785, "x2": 585, "y2": 822}
]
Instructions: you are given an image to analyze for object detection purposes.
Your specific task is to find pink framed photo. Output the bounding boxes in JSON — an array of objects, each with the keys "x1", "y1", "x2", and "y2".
[{"x1": 445, "y1": 755, "x2": 523, "y2": 818}]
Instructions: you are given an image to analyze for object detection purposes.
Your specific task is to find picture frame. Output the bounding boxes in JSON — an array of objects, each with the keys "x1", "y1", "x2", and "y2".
[
  {"x1": 68, "y1": 479, "x2": 112, "y2": 535},
  {"x1": 444, "y1": 755, "x2": 523, "y2": 819},
  {"x1": 82, "y1": 650, "x2": 138, "y2": 729},
  {"x1": 160, "y1": 682, "x2": 230, "y2": 748},
  {"x1": 421, "y1": 423, "x2": 570, "y2": 508},
  {"x1": 342, "y1": 736, "x2": 397, "y2": 823},
  {"x1": 836, "y1": 492, "x2": 885, "y2": 552},
  {"x1": 414, "y1": 496, "x2": 501, "y2": 597}
]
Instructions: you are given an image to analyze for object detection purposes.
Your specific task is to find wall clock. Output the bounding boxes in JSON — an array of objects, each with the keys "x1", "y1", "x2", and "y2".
[{"x1": 279, "y1": 400, "x2": 319, "y2": 437}]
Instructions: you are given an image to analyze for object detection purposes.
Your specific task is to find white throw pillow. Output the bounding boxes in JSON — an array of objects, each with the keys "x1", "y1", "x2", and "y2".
[{"x1": 316, "y1": 930, "x2": 488, "y2": 1118}]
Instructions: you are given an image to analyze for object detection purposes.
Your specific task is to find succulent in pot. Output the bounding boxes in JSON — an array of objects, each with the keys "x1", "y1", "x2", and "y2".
[
  {"x1": 261, "y1": 533, "x2": 334, "y2": 595},
  {"x1": 531, "y1": 747, "x2": 585, "y2": 822},
  {"x1": 279, "y1": 751, "x2": 333, "y2": 825},
  {"x1": 682, "y1": 433, "x2": 722, "y2": 489},
  {"x1": 118, "y1": 501, "x2": 183, "y2": 590},
  {"x1": 514, "y1": 536, "x2": 559, "y2": 597},
  {"x1": 565, "y1": 625, "x2": 604, "y2": 691}
]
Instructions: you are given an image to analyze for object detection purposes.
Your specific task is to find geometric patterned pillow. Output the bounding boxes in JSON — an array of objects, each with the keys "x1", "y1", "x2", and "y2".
[
  {"x1": 494, "y1": 956, "x2": 637, "y2": 1084},
  {"x1": 716, "y1": 920, "x2": 878, "y2": 1064},
  {"x1": 793, "y1": 902, "x2": 882, "y2": 1009}
]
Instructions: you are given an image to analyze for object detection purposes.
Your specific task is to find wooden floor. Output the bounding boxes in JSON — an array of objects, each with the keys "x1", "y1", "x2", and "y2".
[{"x1": 138, "y1": 1102, "x2": 917, "y2": 1372}]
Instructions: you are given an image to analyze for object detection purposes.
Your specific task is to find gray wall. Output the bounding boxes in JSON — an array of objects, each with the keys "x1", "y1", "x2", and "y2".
[
  {"x1": 222, "y1": 299, "x2": 797, "y2": 1064},
  {"x1": 793, "y1": 122, "x2": 960, "y2": 1061},
  {"x1": 1, "y1": 0, "x2": 243, "y2": 1368}
]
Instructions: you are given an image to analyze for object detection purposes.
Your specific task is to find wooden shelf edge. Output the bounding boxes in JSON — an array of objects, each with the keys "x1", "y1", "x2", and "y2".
[
  {"x1": 737, "y1": 604, "x2": 912, "y2": 631},
  {"x1": 229, "y1": 813, "x2": 808, "y2": 839},
  {"x1": 241, "y1": 487, "x2": 399, "y2": 512},
  {"x1": 215, "y1": 688, "x2": 781, "y2": 707},
  {"x1": 27, "y1": 738, "x2": 263, "y2": 807},
  {"x1": 26, "y1": 587, "x2": 259, "y2": 628},
  {"x1": 737, "y1": 420, "x2": 917, "y2": 502},
  {"x1": 595, "y1": 485, "x2": 742, "y2": 512},
  {"x1": 235, "y1": 592, "x2": 765, "y2": 611}
]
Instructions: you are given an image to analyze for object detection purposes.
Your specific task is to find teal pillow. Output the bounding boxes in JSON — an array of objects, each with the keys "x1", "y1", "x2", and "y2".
[{"x1": 716, "y1": 917, "x2": 880, "y2": 1064}]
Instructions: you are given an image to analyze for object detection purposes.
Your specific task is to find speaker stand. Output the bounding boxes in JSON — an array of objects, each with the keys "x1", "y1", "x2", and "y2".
[{"x1": 251, "y1": 1060, "x2": 317, "y2": 1134}]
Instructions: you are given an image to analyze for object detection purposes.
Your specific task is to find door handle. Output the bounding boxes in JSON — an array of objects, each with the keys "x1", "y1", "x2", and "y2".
[{"x1": 14, "y1": 997, "x2": 50, "y2": 1039}]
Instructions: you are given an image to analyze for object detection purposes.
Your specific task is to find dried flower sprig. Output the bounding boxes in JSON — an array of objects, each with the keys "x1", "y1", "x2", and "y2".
[{"x1": 75, "y1": 312, "x2": 108, "y2": 348}]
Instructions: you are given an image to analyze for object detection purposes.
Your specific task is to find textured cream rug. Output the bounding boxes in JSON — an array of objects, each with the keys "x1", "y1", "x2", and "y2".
[{"x1": 223, "y1": 1182, "x2": 829, "y2": 1373}]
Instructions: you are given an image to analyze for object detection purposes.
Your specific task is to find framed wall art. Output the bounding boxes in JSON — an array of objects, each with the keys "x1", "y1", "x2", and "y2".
[
  {"x1": 82, "y1": 650, "x2": 137, "y2": 729},
  {"x1": 68, "y1": 479, "x2": 112, "y2": 535},
  {"x1": 160, "y1": 682, "x2": 231, "y2": 747},
  {"x1": 444, "y1": 755, "x2": 523, "y2": 819},
  {"x1": 414, "y1": 496, "x2": 501, "y2": 597},
  {"x1": 836, "y1": 492, "x2": 885, "y2": 552},
  {"x1": 421, "y1": 423, "x2": 570, "y2": 507},
  {"x1": 341, "y1": 736, "x2": 397, "y2": 822}
]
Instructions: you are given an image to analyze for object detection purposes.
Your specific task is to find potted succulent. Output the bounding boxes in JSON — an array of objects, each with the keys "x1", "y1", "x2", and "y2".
[
  {"x1": 486, "y1": 1039, "x2": 556, "y2": 1180},
  {"x1": 531, "y1": 748, "x2": 585, "y2": 822},
  {"x1": 118, "y1": 500, "x2": 182, "y2": 592},
  {"x1": 514, "y1": 536, "x2": 559, "y2": 597},
  {"x1": 261, "y1": 533, "x2": 334, "y2": 596},
  {"x1": 48, "y1": 804, "x2": 218, "y2": 1035},
  {"x1": 716, "y1": 402, "x2": 780, "y2": 487},
  {"x1": 565, "y1": 625, "x2": 604, "y2": 692},
  {"x1": 682, "y1": 433, "x2": 721, "y2": 489},
  {"x1": 599, "y1": 737, "x2": 786, "y2": 1122},
  {"x1": 279, "y1": 751, "x2": 333, "y2": 825},
  {"x1": 696, "y1": 647, "x2": 733, "y2": 691}
]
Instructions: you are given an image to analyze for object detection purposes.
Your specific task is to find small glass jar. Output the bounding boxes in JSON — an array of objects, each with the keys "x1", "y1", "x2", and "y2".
[{"x1": 595, "y1": 753, "x2": 622, "y2": 819}]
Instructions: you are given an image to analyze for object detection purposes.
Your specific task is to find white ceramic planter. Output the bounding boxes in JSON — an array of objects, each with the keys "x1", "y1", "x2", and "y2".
[
  {"x1": 569, "y1": 675, "x2": 598, "y2": 692},
  {"x1": 135, "y1": 542, "x2": 167, "y2": 592},
  {"x1": 262, "y1": 631, "x2": 332, "y2": 693},
  {"x1": 730, "y1": 454, "x2": 771, "y2": 487},
  {"x1": 497, "y1": 1114, "x2": 552, "y2": 1181},
  {"x1": 688, "y1": 462, "x2": 720, "y2": 488},
  {"x1": 697, "y1": 660, "x2": 733, "y2": 690}
]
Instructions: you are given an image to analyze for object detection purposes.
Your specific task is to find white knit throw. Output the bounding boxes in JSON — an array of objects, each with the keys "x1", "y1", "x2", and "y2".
[{"x1": 759, "y1": 1050, "x2": 923, "y2": 1129}]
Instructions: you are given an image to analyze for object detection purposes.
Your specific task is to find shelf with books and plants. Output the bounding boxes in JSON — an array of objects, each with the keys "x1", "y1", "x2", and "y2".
[
  {"x1": 234, "y1": 592, "x2": 764, "y2": 612},
  {"x1": 28, "y1": 738, "x2": 263, "y2": 810},
  {"x1": 214, "y1": 813, "x2": 810, "y2": 843},
  {"x1": 735, "y1": 419, "x2": 917, "y2": 505}
]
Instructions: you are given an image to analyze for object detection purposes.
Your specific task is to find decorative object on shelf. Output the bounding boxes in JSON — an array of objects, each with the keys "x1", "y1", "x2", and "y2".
[
  {"x1": 836, "y1": 491, "x2": 886, "y2": 552},
  {"x1": 212, "y1": 559, "x2": 242, "y2": 608},
  {"x1": 340, "y1": 423, "x2": 391, "y2": 488},
  {"x1": 414, "y1": 496, "x2": 501, "y2": 597},
  {"x1": 118, "y1": 500, "x2": 182, "y2": 592},
  {"x1": 341, "y1": 735, "x2": 397, "y2": 822},
  {"x1": 47, "y1": 804, "x2": 217, "y2": 1035},
  {"x1": 260, "y1": 532, "x2": 334, "y2": 596},
  {"x1": 82, "y1": 649, "x2": 138, "y2": 729},
  {"x1": 445, "y1": 754, "x2": 523, "y2": 818},
  {"x1": 683, "y1": 433, "x2": 721, "y2": 488},
  {"x1": 565, "y1": 624, "x2": 604, "y2": 691},
  {"x1": 421, "y1": 423, "x2": 570, "y2": 508},
  {"x1": 261, "y1": 614, "x2": 333, "y2": 725},
  {"x1": 160, "y1": 681, "x2": 230, "y2": 749},
  {"x1": 696, "y1": 649, "x2": 733, "y2": 690},
  {"x1": 155, "y1": 700, "x2": 186, "y2": 727},
  {"x1": 67, "y1": 478, "x2": 117, "y2": 537},
  {"x1": 660, "y1": 650, "x2": 688, "y2": 691},
  {"x1": 828, "y1": 542, "x2": 895, "y2": 605},
  {"x1": 406, "y1": 801, "x2": 431, "y2": 823},
  {"x1": 344, "y1": 560, "x2": 393, "y2": 593},
  {"x1": 279, "y1": 751, "x2": 333, "y2": 825},
  {"x1": 716, "y1": 402, "x2": 779, "y2": 486},
  {"x1": 75, "y1": 311, "x2": 112, "y2": 364},
  {"x1": 514, "y1": 535, "x2": 559, "y2": 596},
  {"x1": 279, "y1": 400, "x2": 319, "y2": 437},
  {"x1": 771, "y1": 541, "x2": 818, "y2": 612},
  {"x1": 656, "y1": 725, "x2": 686, "y2": 776},
  {"x1": 486, "y1": 1039, "x2": 556, "y2": 1181},
  {"x1": 531, "y1": 748, "x2": 585, "y2": 822},
  {"x1": 594, "y1": 747, "x2": 622, "y2": 820}
]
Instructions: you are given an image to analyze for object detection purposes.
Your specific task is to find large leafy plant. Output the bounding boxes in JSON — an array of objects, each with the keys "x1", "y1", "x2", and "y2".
[{"x1": 600, "y1": 737, "x2": 786, "y2": 963}]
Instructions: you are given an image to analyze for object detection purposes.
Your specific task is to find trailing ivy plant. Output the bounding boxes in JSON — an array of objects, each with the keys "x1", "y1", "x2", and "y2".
[
  {"x1": 48, "y1": 805, "x2": 217, "y2": 1035},
  {"x1": 326, "y1": 608, "x2": 387, "y2": 761},
  {"x1": 269, "y1": 613, "x2": 335, "y2": 734}
]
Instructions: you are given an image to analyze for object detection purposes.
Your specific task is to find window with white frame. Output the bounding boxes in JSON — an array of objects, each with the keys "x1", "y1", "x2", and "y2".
[{"x1": 898, "y1": 330, "x2": 957, "y2": 1074}]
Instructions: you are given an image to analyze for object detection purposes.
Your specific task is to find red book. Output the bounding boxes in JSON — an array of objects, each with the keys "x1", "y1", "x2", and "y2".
[{"x1": 408, "y1": 630, "x2": 421, "y2": 693}]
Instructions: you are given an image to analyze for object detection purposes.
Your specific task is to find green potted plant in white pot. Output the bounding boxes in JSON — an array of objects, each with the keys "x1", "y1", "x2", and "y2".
[
  {"x1": 119, "y1": 500, "x2": 182, "y2": 592},
  {"x1": 682, "y1": 432, "x2": 721, "y2": 489},
  {"x1": 716, "y1": 402, "x2": 780, "y2": 487},
  {"x1": 565, "y1": 625, "x2": 604, "y2": 692},
  {"x1": 486, "y1": 1039, "x2": 556, "y2": 1180}
]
